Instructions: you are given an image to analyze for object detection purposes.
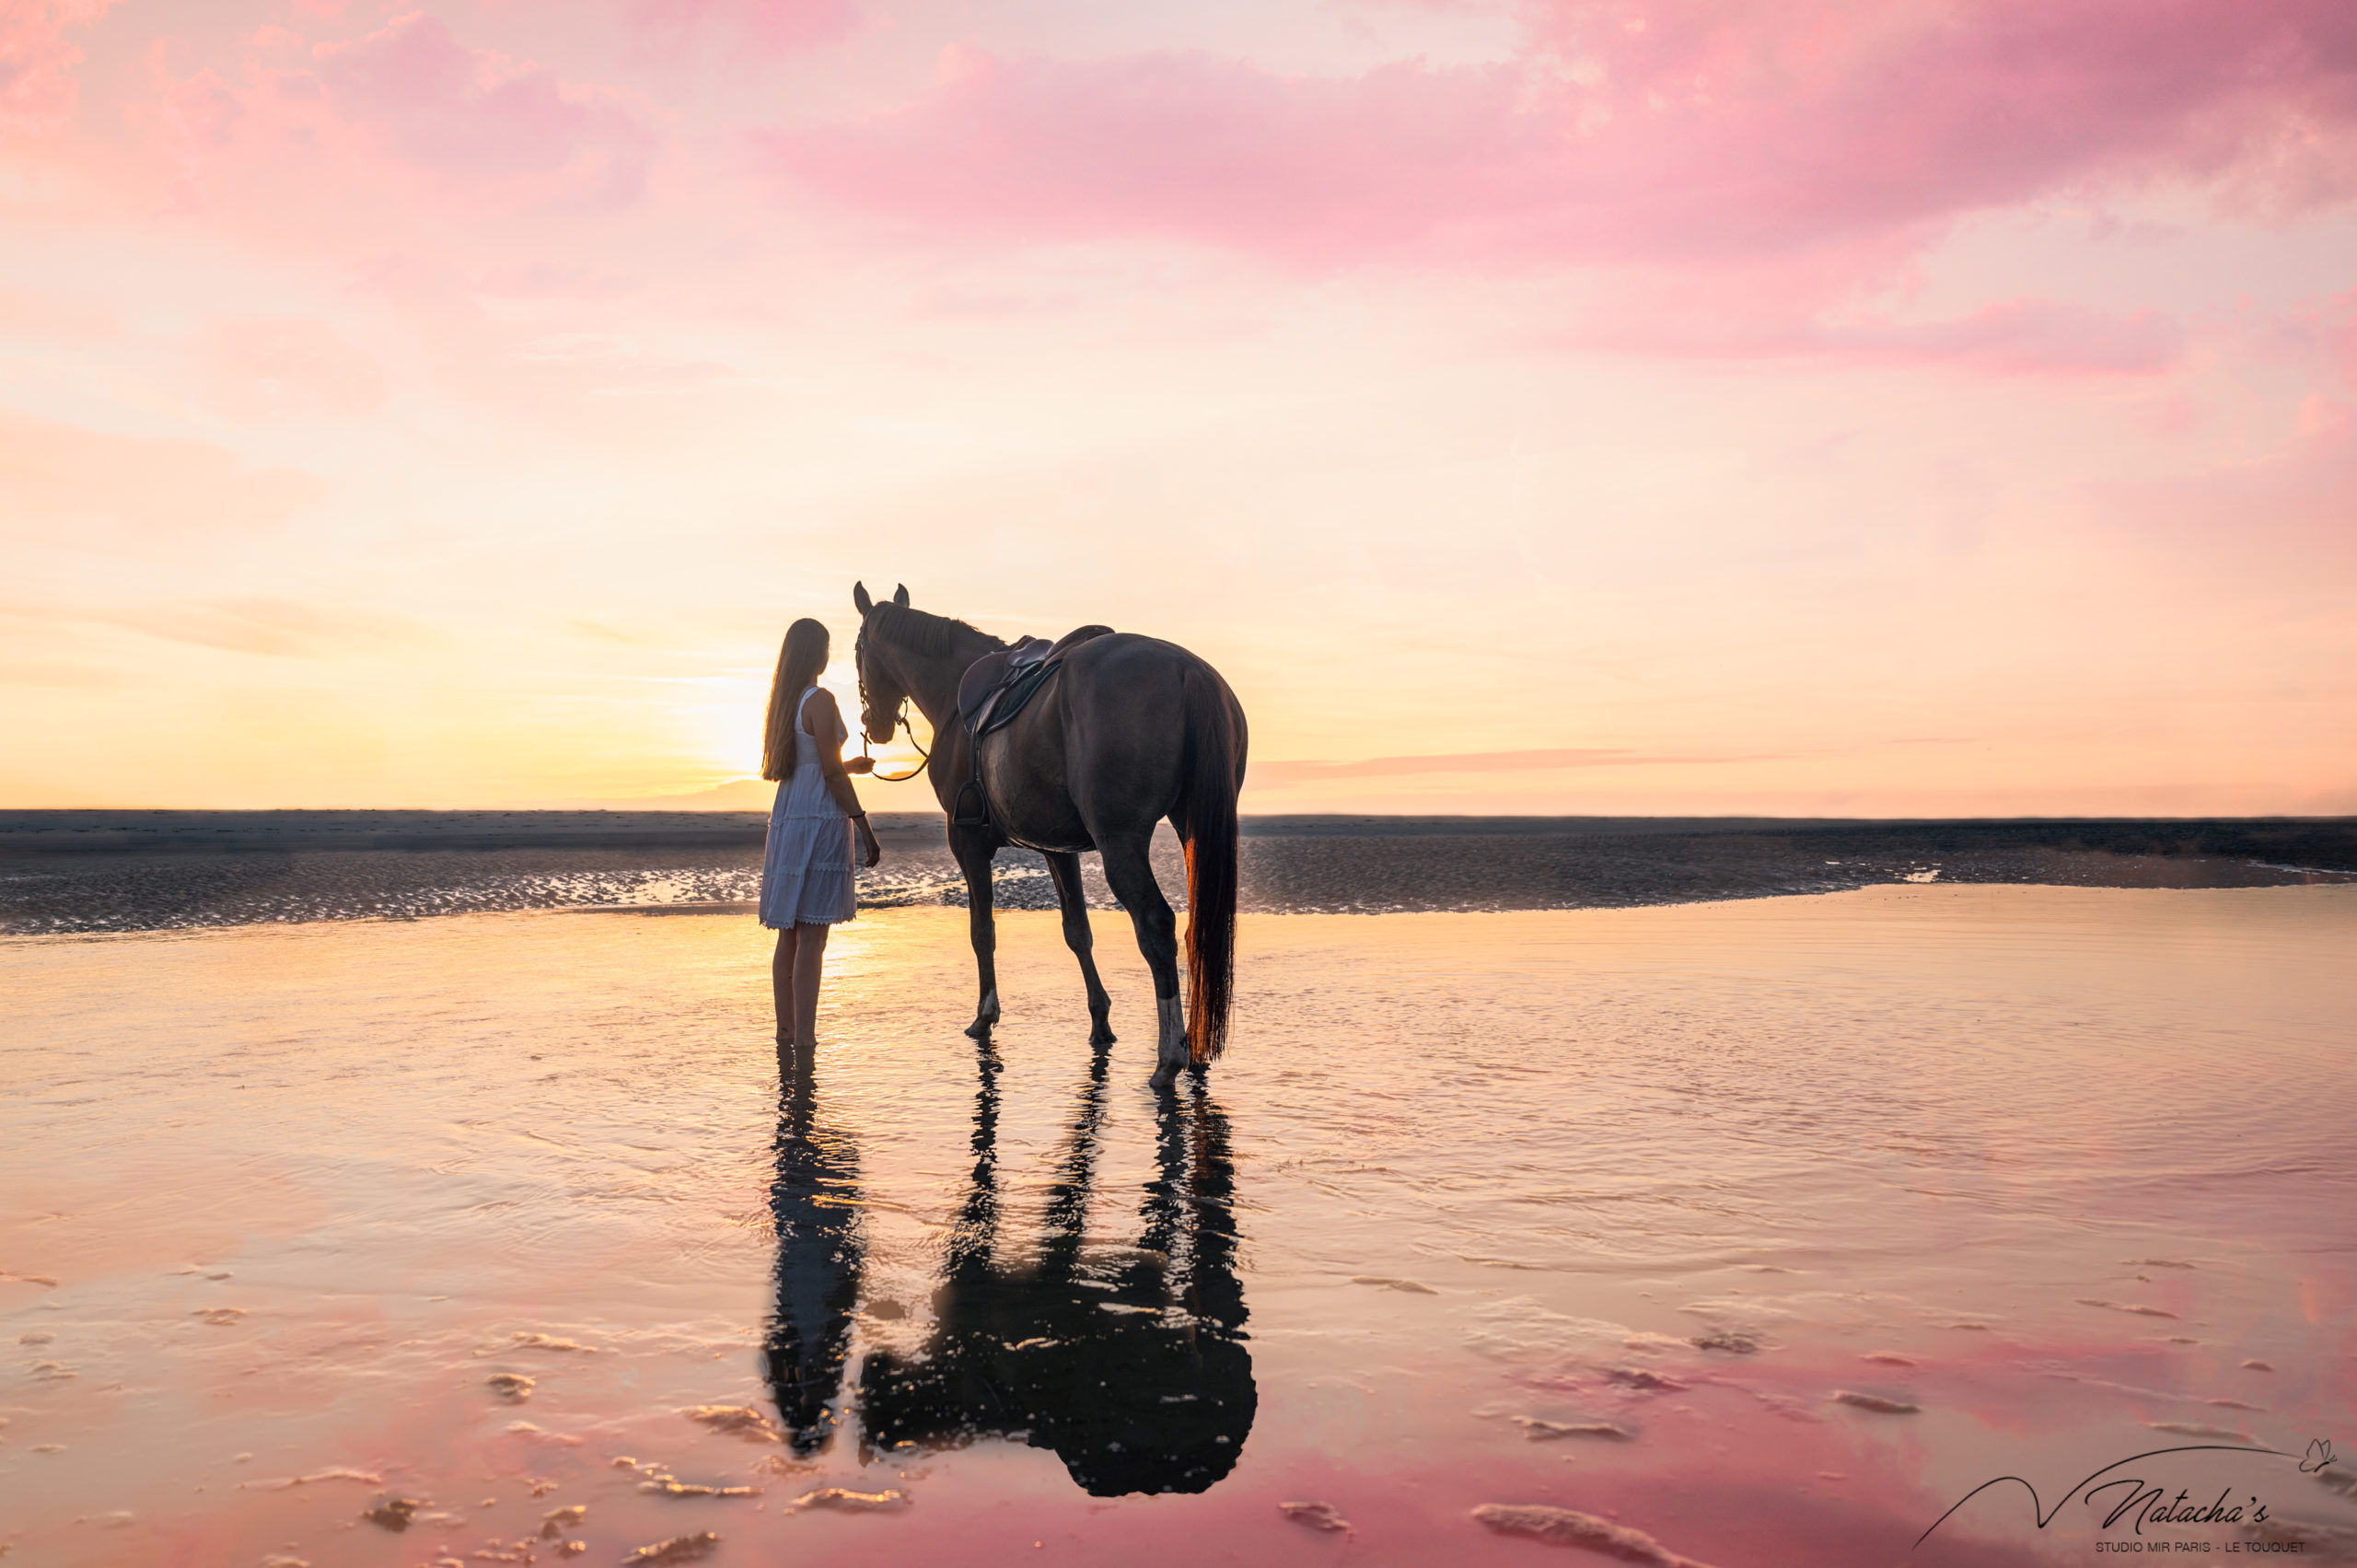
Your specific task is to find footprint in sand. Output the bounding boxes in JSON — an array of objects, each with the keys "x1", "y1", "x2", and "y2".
[
  {"x1": 2147, "y1": 1422, "x2": 2249, "y2": 1441},
  {"x1": 1475, "y1": 1504, "x2": 1719, "y2": 1568},
  {"x1": 1833, "y1": 1390, "x2": 1920, "y2": 1414},
  {"x1": 1514, "y1": 1417, "x2": 1633, "y2": 1442},
  {"x1": 2076, "y1": 1298, "x2": 2177, "y2": 1319},
  {"x1": 1280, "y1": 1502, "x2": 1351, "y2": 1533}
]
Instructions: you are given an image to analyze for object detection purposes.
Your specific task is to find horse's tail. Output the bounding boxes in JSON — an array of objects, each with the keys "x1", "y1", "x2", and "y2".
[{"x1": 1180, "y1": 666, "x2": 1244, "y2": 1064}]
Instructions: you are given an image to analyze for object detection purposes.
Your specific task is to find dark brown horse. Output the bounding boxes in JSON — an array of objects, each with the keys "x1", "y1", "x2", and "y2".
[{"x1": 850, "y1": 583, "x2": 1246, "y2": 1088}]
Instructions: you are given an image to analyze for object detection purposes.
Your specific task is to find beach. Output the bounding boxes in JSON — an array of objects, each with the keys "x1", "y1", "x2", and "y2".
[
  {"x1": 4, "y1": 812, "x2": 2350, "y2": 935},
  {"x1": 6, "y1": 883, "x2": 2354, "y2": 1565},
  {"x1": 13, "y1": 0, "x2": 2357, "y2": 1561}
]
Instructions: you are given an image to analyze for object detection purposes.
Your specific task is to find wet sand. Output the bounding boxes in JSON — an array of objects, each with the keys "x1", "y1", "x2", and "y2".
[
  {"x1": 4, "y1": 812, "x2": 2351, "y2": 934},
  {"x1": 4, "y1": 887, "x2": 2355, "y2": 1565}
]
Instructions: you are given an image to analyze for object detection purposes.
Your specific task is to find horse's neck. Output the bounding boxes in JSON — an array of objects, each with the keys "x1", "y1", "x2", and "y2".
[{"x1": 899, "y1": 635, "x2": 1000, "y2": 731}]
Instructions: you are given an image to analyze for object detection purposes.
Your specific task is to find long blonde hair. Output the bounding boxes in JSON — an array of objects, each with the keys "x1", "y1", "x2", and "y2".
[{"x1": 761, "y1": 619, "x2": 830, "y2": 781}]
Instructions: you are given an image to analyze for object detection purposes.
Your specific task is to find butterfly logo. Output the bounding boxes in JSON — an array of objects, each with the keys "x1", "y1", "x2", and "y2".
[{"x1": 2300, "y1": 1438, "x2": 2336, "y2": 1474}]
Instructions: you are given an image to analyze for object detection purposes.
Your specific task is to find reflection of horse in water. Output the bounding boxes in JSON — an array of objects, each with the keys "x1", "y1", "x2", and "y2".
[
  {"x1": 762, "y1": 1047, "x2": 1255, "y2": 1495},
  {"x1": 862, "y1": 1042, "x2": 1255, "y2": 1494}
]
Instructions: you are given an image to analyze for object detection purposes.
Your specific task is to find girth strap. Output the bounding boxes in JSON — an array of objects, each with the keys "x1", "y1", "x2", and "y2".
[{"x1": 947, "y1": 624, "x2": 1114, "y2": 832}]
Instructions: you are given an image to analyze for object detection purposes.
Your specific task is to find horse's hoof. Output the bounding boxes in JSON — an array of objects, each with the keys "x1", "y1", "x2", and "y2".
[
  {"x1": 1147, "y1": 1064, "x2": 1178, "y2": 1091},
  {"x1": 965, "y1": 1019, "x2": 993, "y2": 1040},
  {"x1": 1089, "y1": 1025, "x2": 1117, "y2": 1046}
]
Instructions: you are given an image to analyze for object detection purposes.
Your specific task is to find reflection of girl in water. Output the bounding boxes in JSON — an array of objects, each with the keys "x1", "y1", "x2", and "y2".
[
  {"x1": 766, "y1": 1066, "x2": 862, "y2": 1455},
  {"x1": 761, "y1": 618, "x2": 881, "y2": 1051}
]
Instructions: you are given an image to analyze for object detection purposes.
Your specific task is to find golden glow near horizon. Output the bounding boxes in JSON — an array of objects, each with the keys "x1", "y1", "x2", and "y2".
[{"x1": 3, "y1": 1, "x2": 2352, "y2": 815}]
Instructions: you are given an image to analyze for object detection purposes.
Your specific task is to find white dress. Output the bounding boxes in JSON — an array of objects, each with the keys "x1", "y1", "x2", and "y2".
[{"x1": 760, "y1": 686, "x2": 857, "y2": 928}]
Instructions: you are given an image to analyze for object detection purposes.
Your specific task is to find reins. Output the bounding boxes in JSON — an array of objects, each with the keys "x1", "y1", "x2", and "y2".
[
  {"x1": 859, "y1": 701, "x2": 932, "y2": 782},
  {"x1": 853, "y1": 640, "x2": 935, "y2": 784}
]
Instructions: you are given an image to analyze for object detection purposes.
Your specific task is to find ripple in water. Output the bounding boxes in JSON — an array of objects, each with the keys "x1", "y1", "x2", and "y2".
[
  {"x1": 5, "y1": 812, "x2": 2347, "y2": 935},
  {"x1": 2, "y1": 888, "x2": 2351, "y2": 1564}
]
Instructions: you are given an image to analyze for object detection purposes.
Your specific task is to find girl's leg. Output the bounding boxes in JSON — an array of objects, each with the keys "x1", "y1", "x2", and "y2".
[
  {"x1": 791, "y1": 921, "x2": 831, "y2": 1048},
  {"x1": 772, "y1": 925, "x2": 800, "y2": 1046}
]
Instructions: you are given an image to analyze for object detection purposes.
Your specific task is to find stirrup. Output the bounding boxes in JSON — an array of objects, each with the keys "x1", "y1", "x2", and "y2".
[{"x1": 951, "y1": 779, "x2": 992, "y2": 829}]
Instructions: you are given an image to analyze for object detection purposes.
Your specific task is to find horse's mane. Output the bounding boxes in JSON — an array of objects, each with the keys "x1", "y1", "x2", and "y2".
[{"x1": 868, "y1": 602, "x2": 1004, "y2": 658}]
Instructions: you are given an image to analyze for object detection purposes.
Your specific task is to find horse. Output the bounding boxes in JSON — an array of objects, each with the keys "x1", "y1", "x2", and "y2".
[{"x1": 849, "y1": 582, "x2": 1246, "y2": 1089}]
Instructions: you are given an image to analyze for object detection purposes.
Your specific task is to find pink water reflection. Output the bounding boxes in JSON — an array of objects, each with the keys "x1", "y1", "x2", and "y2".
[{"x1": 3, "y1": 888, "x2": 2353, "y2": 1565}]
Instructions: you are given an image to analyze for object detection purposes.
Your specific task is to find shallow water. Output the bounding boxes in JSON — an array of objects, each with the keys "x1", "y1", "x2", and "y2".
[
  {"x1": 5, "y1": 815, "x2": 2347, "y2": 935},
  {"x1": 4, "y1": 887, "x2": 2354, "y2": 1566}
]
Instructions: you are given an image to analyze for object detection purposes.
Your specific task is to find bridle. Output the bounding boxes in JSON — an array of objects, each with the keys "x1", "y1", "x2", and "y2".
[{"x1": 853, "y1": 627, "x2": 934, "y2": 783}]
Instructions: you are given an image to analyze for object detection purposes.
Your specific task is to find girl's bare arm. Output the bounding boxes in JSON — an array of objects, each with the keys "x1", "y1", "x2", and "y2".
[{"x1": 808, "y1": 689, "x2": 882, "y2": 866}]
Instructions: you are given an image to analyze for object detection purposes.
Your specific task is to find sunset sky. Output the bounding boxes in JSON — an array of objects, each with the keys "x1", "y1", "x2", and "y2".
[{"x1": 5, "y1": 0, "x2": 2352, "y2": 815}]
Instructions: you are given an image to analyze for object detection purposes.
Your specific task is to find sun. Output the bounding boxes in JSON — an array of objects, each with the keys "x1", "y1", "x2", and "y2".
[
  {"x1": 671, "y1": 669, "x2": 926, "y2": 787},
  {"x1": 675, "y1": 674, "x2": 769, "y2": 782}
]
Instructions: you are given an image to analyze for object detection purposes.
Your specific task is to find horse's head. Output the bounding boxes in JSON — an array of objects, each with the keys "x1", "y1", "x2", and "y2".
[{"x1": 851, "y1": 580, "x2": 912, "y2": 743}]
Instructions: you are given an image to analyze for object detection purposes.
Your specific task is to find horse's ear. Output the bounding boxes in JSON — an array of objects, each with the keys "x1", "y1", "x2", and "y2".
[
  {"x1": 853, "y1": 582, "x2": 874, "y2": 614},
  {"x1": 892, "y1": 583, "x2": 910, "y2": 607}
]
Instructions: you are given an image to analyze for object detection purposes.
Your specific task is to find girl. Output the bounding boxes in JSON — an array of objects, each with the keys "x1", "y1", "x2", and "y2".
[{"x1": 760, "y1": 617, "x2": 882, "y2": 1050}]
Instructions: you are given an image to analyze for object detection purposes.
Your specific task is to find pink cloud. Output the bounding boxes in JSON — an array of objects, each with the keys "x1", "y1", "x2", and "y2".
[
  {"x1": 1, "y1": 596, "x2": 436, "y2": 656},
  {"x1": 140, "y1": 13, "x2": 653, "y2": 210},
  {"x1": 762, "y1": 51, "x2": 1560, "y2": 266},
  {"x1": 0, "y1": 283, "x2": 117, "y2": 340},
  {"x1": 195, "y1": 316, "x2": 389, "y2": 419},
  {"x1": 0, "y1": 411, "x2": 323, "y2": 543},
  {"x1": 2267, "y1": 286, "x2": 2357, "y2": 398},
  {"x1": 1839, "y1": 299, "x2": 2185, "y2": 375},
  {"x1": 2328, "y1": 290, "x2": 2357, "y2": 393},
  {"x1": 625, "y1": 0, "x2": 860, "y2": 57},
  {"x1": 2096, "y1": 393, "x2": 2357, "y2": 582},
  {"x1": 145, "y1": 56, "x2": 242, "y2": 157},
  {"x1": 310, "y1": 12, "x2": 652, "y2": 202},
  {"x1": 1578, "y1": 294, "x2": 2186, "y2": 374},
  {"x1": 1, "y1": 0, "x2": 120, "y2": 136},
  {"x1": 761, "y1": 1, "x2": 2357, "y2": 269}
]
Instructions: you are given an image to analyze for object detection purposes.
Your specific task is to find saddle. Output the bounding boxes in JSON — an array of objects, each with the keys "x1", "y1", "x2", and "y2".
[
  {"x1": 957, "y1": 624, "x2": 1115, "y2": 739},
  {"x1": 951, "y1": 624, "x2": 1115, "y2": 829}
]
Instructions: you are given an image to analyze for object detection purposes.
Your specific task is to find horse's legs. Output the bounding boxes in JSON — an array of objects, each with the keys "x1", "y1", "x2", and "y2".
[
  {"x1": 1045, "y1": 851, "x2": 1115, "y2": 1045},
  {"x1": 954, "y1": 833, "x2": 1001, "y2": 1039},
  {"x1": 1097, "y1": 831, "x2": 1185, "y2": 1088}
]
